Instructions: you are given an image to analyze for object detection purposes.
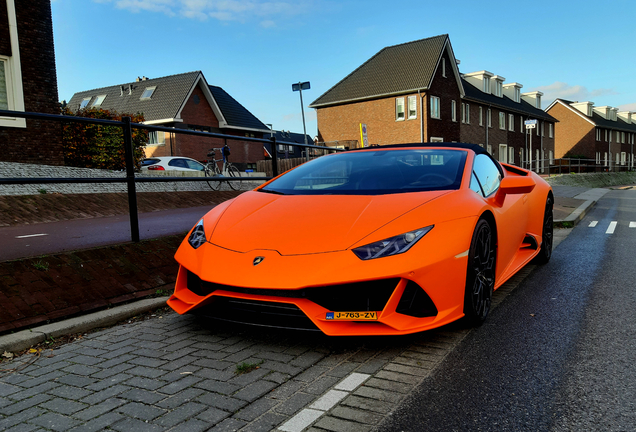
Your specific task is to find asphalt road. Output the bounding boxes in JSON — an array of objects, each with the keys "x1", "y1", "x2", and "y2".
[
  {"x1": 0, "y1": 206, "x2": 211, "y2": 261},
  {"x1": 378, "y1": 189, "x2": 636, "y2": 432}
]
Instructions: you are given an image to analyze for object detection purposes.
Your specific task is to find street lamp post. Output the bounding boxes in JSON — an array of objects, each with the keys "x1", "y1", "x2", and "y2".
[{"x1": 292, "y1": 81, "x2": 310, "y2": 161}]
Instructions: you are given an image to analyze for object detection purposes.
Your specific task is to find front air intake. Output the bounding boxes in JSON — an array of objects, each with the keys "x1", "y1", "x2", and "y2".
[{"x1": 396, "y1": 281, "x2": 438, "y2": 318}]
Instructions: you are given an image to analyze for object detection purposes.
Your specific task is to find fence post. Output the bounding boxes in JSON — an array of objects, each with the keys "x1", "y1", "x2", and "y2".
[
  {"x1": 122, "y1": 116, "x2": 140, "y2": 243},
  {"x1": 270, "y1": 136, "x2": 279, "y2": 177}
]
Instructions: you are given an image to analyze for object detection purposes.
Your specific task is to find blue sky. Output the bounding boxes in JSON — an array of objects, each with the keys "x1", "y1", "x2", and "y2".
[{"x1": 51, "y1": 0, "x2": 636, "y2": 137}]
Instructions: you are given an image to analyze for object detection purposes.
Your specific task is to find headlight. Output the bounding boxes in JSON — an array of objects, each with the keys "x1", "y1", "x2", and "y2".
[
  {"x1": 352, "y1": 226, "x2": 434, "y2": 260},
  {"x1": 188, "y1": 219, "x2": 206, "y2": 249}
]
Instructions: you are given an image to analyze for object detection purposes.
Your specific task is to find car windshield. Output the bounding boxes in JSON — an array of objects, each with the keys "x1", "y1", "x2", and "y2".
[{"x1": 260, "y1": 149, "x2": 467, "y2": 195}]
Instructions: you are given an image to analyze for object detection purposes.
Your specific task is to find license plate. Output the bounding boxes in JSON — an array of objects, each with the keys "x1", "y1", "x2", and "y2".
[{"x1": 326, "y1": 311, "x2": 378, "y2": 320}]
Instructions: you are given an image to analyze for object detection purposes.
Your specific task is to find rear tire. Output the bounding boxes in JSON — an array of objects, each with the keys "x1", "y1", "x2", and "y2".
[
  {"x1": 464, "y1": 219, "x2": 496, "y2": 324},
  {"x1": 532, "y1": 195, "x2": 554, "y2": 265},
  {"x1": 227, "y1": 165, "x2": 242, "y2": 191}
]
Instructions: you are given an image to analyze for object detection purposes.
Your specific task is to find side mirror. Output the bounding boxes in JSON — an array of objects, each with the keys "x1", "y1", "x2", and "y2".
[{"x1": 494, "y1": 176, "x2": 536, "y2": 206}]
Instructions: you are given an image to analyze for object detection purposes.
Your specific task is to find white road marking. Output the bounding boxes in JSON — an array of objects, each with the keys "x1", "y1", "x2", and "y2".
[
  {"x1": 588, "y1": 221, "x2": 598, "y2": 227},
  {"x1": 606, "y1": 221, "x2": 618, "y2": 234},
  {"x1": 277, "y1": 372, "x2": 371, "y2": 431},
  {"x1": 630, "y1": 222, "x2": 636, "y2": 228},
  {"x1": 15, "y1": 233, "x2": 48, "y2": 239}
]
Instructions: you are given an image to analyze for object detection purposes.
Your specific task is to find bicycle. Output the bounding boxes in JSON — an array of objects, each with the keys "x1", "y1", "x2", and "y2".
[{"x1": 204, "y1": 147, "x2": 244, "y2": 191}]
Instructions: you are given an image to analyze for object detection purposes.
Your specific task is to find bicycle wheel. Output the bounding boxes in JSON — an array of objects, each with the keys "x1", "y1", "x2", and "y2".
[
  {"x1": 226, "y1": 165, "x2": 243, "y2": 191},
  {"x1": 205, "y1": 167, "x2": 221, "y2": 191}
]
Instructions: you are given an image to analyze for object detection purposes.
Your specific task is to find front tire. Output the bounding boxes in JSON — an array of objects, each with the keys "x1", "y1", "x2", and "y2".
[
  {"x1": 205, "y1": 168, "x2": 221, "y2": 191},
  {"x1": 464, "y1": 219, "x2": 496, "y2": 324},
  {"x1": 532, "y1": 195, "x2": 554, "y2": 265}
]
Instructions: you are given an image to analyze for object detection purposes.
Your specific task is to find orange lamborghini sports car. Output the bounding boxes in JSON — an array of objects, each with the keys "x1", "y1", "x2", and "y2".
[{"x1": 168, "y1": 143, "x2": 553, "y2": 336}]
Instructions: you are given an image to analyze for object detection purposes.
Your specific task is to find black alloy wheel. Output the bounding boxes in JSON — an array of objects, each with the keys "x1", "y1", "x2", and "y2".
[
  {"x1": 532, "y1": 195, "x2": 554, "y2": 264},
  {"x1": 464, "y1": 218, "x2": 496, "y2": 324}
]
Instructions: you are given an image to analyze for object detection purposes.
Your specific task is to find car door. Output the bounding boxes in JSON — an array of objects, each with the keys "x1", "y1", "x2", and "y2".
[{"x1": 472, "y1": 154, "x2": 528, "y2": 282}]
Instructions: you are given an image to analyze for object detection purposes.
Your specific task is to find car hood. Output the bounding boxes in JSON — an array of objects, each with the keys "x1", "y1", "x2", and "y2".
[{"x1": 208, "y1": 190, "x2": 450, "y2": 255}]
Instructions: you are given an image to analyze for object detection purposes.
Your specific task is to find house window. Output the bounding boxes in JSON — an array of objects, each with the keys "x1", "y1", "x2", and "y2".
[
  {"x1": 442, "y1": 58, "x2": 446, "y2": 78},
  {"x1": 141, "y1": 86, "x2": 156, "y2": 100},
  {"x1": 499, "y1": 112, "x2": 505, "y2": 130},
  {"x1": 487, "y1": 109, "x2": 492, "y2": 127},
  {"x1": 462, "y1": 103, "x2": 470, "y2": 124},
  {"x1": 396, "y1": 97, "x2": 405, "y2": 121},
  {"x1": 430, "y1": 96, "x2": 440, "y2": 119},
  {"x1": 617, "y1": 131, "x2": 620, "y2": 142},
  {"x1": 604, "y1": 152, "x2": 608, "y2": 166},
  {"x1": 621, "y1": 152, "x2": 627, "y2": 165},
  {"x1": 80, "y1": 97, "x2": 91, "y2": 109},
  {"x1": 499, "y1": 144, "x2": 508, "y2": 163},
  {"x1": 596, "y1": 152, "x2": 601, "y2": 165},
  {"x1": 0, "y1": 20, "x2": 26, "y2": 128},
  {"x1": 549, "y1": 123, "x2": 553, "y2": 138},
  {"x1": 508, "y1": 147, "x2": 515, "y2": 164},
  {"x1": 451, "y1": 100, "x2": 457, "y2": 122},
  {"x1": 484, "y1": 79, "x2": 490, "y2": 93},
  {"x1": 519, "y1": 148, "x2": 524, "y2": 167},
  {"x1": 520, "y1": 117, "x2": 524, "y2": 133},
  {"x1": 479, "y1": 107, "x2": 483, "y2": 126},
  {"x1": 541, "y1": 123, "x2": 545, "y2": 137},
  {"x1": 430, "y1": 136, "x2": 444, "y2": 142},
  {"x1": 494, "y1": 81, "x2": 502, "y2": 97},
  {"x1": 487, "y1": 144, "x2": 492, "y2": 154},
  {"x1": 508, "y1": 114, "x2": 514, "y2": 131},
  {"x1": 596, "y1": 128, "x2": 601, "y2": 141},
  {"x1": 621, "y1": 132, "x2": 625, "y2": 143},
  {"x1": 91, "y1": 95, "x2": 106, "y2": 107},
  {"x1": 408, "y1": 96, "x2": 417, "y2": 119},
  {"x1": 514, "y1": 87, "x2": 520, "y2": 102},
  {"x1": 0, "y1": 60, "x2": 8, "y2": 110},
  {"x1": 148, "y1": 131, "x2": 165, "y2": 145}
]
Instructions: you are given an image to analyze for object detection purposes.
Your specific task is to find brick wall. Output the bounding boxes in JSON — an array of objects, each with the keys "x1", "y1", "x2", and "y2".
[
  {"x1": 426, "y1": 50, "x2": 461, "y2": 142},
  {"x1": 548, "y1": 102, "x2": 594, "y2": 158},
  {"x1": 0, "y1": 0, "x2": 63, "y2": 165}
]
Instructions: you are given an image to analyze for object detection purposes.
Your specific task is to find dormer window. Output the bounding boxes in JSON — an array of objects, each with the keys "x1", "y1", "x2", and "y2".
[
  {"x1": 91, "y1": 95, "x2": 106, "y2": 107},
  {"x1": 494, "y1": 81, "x2": 503, "y2": 97},
  {"x1": 514, "y1": 87, "x2": 520, "y2": 102},
  {"x1": 483, "y1": 79, "x2": 490, "y2": 93},
  {"x1": 80, "y1": 97, "x2": 91, "y2": 109},
  {"x1": 141, "y1": 86, "x2": 156, "y2": 100}
]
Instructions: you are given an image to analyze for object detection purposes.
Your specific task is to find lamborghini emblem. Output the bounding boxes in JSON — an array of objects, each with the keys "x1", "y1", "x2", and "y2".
[{"x1": 253, "y1": 256, "x2": 265, "y2": 266}]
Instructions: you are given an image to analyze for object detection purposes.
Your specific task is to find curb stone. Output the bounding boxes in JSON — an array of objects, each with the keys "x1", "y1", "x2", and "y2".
[{"x1": 0, "y1": 297, "x2": 169, "y2": 353}]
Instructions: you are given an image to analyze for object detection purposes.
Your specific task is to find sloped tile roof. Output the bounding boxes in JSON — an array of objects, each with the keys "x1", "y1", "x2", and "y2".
[
  {"x1": 462, "y1": 78, "x2": 557, "y2": 122},
  {"x1": 67, "y1": 71, "x2": 201, "y2": 122},
  {"x1": 552, "y1": 99, "x2": 636, "y2": 133},
  {"x1": 208, "y1": 86, "x2": 269, "y2": 131},
  {"x1": 309, "y1": 35, "x2": 448, "y2": 108}
]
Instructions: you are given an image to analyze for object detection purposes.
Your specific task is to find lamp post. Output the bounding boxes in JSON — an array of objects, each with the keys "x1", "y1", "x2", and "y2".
[{"x1": 292, "y1": 81, "x2": 310, "y2": 161}]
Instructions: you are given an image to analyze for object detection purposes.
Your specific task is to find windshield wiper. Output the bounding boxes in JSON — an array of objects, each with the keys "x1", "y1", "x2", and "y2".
[{"x1": 259, "y1": 189, "x2": 286, "y2": 195}]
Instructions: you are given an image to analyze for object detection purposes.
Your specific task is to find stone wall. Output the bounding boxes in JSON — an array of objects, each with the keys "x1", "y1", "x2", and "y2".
[{"x1": 0, "y1": 162, "x2": 263, "y2": 195}]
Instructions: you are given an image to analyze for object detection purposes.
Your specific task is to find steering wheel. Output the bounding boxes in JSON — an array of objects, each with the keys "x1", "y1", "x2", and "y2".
[{"x1": 414, "y1": 173, "x2": 452, "y2": 185}]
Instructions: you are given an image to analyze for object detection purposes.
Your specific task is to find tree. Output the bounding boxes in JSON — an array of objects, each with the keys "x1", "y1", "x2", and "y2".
[{"x1": 61, "y1": 107, "x2": 148, "y2": 170}]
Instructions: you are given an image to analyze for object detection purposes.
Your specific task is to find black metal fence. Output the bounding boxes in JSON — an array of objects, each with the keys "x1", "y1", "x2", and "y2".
[{"x1": 0, "y1": 109, "x2": 341, "y2": 242}]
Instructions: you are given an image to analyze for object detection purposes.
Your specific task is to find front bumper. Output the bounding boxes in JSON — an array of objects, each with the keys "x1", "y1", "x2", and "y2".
[{"x1": 168, "y1": 229, "x2": 473, "y2": 336}]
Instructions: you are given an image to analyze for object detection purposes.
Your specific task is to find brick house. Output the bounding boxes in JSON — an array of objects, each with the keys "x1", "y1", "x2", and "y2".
[
  {"x1": 460, "y1": 72, "x2": 556, "y2": 172},
  {"x1": 0, "y1": 0, "x2": 62, "y2": 165},
  {"x1": 545, "y1": 99, "x2": 636, "y2": 170},
  {"x1": 67, "y1": 71, "x2": 271, "y2": 169},
  {"x1": 309, "y1": 34, "x2": 557, "y2": 172}
]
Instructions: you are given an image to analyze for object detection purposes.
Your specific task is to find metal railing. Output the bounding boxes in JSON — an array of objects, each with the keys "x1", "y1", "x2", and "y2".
[{"x1": 0, "y1": 109, "x2": 341, "y2": 242}]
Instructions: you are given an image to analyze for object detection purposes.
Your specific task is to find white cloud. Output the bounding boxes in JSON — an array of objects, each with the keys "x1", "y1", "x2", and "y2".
[
  {"x1": 98, "y1": 0, "x2": 312, "y2": 22},
  {"x1": 618, "y1": 102, "x2": 636, "y2": 112},
  {"x1": 531, "y1": 81, "x2": 617, "y2": 107}
]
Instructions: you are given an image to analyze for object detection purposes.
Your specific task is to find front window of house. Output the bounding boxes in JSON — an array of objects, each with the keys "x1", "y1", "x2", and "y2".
[
  {"x1": 0, "y1": 60, "x2": 8, "y2": 110},
  {"x1": 396, "y1": 97, "x2": 405, "y2": 121},
  {"x1": 451, "y1": 100, "x2": 457, "y2": 122},
  {"x1": 499, "y1": 112, "x2": 505, "y2": 130},
  {"x1": 430, "y1": 96, "x2": 440, "y2": 119},
  {"x1": 408, "y1": 96, "x2": 417, "y2": 119}
]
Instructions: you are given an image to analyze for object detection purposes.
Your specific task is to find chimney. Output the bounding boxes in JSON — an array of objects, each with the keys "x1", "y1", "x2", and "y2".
[
  {"x1": 120, "y1": 86, "x2": 124, "y2": 96},
  {"x1": 136, "y1": 77, "x2": 141, "y2": 82},
  {"x1": 128, "y1": 84, "x2": 133, "y2": 95}
]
